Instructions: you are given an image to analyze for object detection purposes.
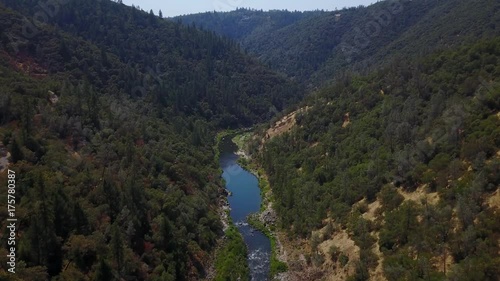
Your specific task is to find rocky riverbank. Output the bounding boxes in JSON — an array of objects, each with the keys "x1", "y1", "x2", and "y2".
[{"x1": 232, "y1": 132, "x2": 289, "y2": 279}]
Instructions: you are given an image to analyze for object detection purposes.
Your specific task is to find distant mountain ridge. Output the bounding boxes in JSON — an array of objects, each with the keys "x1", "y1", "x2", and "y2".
[
  {"x1": 1, "y1": 0, "x2": 303, "y2": 127},
  {"x1": 179, "y1": 0, "x2": 500, "y2": 88},
  {"x1": 177, "y1": 8, "x2": 327, "y2": 41}
]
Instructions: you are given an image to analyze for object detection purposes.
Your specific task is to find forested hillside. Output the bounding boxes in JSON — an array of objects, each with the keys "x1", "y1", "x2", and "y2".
[
  {"x1": 253, "y1": 38, "x2": 500, "y2": 280},
  {"x1": 177, "y1": 9, "x2": 325, "y2": 42},
  {"x1": 1, "y1": 0, "x2": 302, "y2": 127},
  {"x1": 0, "y1": 1, "x2": 302, "y2": 280},
  {"x1": 1, "y1": 0, "x2": 499, "y2": 280},
  {"x1": 179, "y1": 0, "x2": 500, "y2": 87}
]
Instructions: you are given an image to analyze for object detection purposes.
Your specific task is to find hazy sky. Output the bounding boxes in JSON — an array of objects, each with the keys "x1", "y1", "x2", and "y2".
[{"x1": 121, "y1": 0, "x2": 375, "y2": 17}]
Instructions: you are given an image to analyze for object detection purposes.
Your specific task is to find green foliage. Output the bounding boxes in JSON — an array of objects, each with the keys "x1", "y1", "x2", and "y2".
[
  {"x1": 214, "y1": 226, "x2": 249, "y2": 281},
  {"x1": 339, "y1": 254, "x2": 349, "y2": 267},
  {"x1": 0, "y1": 0, "x2": 499, "y2": 280},
  {"x1": 93, "y1": 259, "x2": 114, "y2": 281},
  {"x1": 379, "y1": 202, "x2": 419, "y2": 251},
  {"x1": 179, "y1": 1, "x2": 500, "y2": 88},
  {"x1": 328, "y1": 245, "x2": 341, "y2": 262},
  {"x1": 178, "y1": 8, "x2": 325, "y2": 42},
  {"x1": 259, "y1": 37, "x2": 500, "y2": 279},
  {"x1": 1, "y1": 0, "x2": 302, "y2": 128},
  {"x1": 311, "y1": 252, "x2": 325, "y2": 267},
  {"x1": 247, "y1": 214, "x2": 288, "y2": 277},
  {"x1": 0, "y1": 0, "x2": 302, "y2": 279},
  {"x1": 378, "y1": 184, "x2": 404, "y2": 212}
]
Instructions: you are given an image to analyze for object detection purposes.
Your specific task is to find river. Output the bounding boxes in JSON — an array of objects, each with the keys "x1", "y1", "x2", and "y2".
[{"x1": 219, "y1": 136, "x2": 271, "y2": 281}]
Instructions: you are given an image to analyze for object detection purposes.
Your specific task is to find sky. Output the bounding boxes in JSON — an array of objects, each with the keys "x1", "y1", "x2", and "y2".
[{"x1": 121, "y1": 0, "x2": 376, "y2": 17}]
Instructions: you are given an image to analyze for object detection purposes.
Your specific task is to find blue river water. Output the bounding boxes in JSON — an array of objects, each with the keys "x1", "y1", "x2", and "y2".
[{"x1": 219, "y1": 136, "x2": 271, "y2": 281}]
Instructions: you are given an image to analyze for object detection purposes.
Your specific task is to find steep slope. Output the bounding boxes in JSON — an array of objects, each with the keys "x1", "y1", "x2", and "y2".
[
  {"x1": 314, "y1": 0, "x2": 500, "y2": 84},
  {"x1": 1, "y1": 0, "x2": 302, "y2": 127},
  {"x1": 177, "y1": 8, "x2": 325, "y2": 42},
  {"x1": 0, "y1": 1, "x2": 302, "y2": 280},
  {"x1": 178, "y1": 0, "x2": 500, "y2": 88},
  {"x1": 253, "y1": 38, "x2": 500, "y2": 280}
]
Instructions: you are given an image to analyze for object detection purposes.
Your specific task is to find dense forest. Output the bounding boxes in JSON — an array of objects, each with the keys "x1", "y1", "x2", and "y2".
[
  {"x1": 1, "y1": 0, "x2": 302, "y2": 128},
  {"x1": 254, "y1": 37, "x2": 500, "y2": 280},
  {"x1": 0, "y1": 0, "x2": 499, "y2": 280},
  {"x1": 0, "y1": 0, "x2": 302, "y2": 280},
  {"x1": 179, "y1": 0, "x2": 500, "y2": 87},
  {"x1": 177, "y1": 8, "x2": 326, "y2": 43}
]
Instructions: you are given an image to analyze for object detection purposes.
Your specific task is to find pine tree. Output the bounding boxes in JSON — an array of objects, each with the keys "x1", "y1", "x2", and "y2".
[
  {"x1": 110, "y1": 224, "x2": 124, "y2": 271},
  {"x1": 94, "y1": 258, "x2": 114, "y2": 281},
  {"x1": 10, "y1": 138, "x2": 23, "y2": 163}
]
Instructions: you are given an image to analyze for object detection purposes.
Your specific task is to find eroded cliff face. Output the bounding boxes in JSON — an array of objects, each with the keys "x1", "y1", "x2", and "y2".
[{"x1": 261, "y1": 107, "x2": 311, "y2": 148}]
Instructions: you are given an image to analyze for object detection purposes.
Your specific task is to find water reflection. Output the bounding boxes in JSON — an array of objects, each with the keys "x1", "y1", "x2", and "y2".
[{"x1": 219, "y1": 137, "x2": 271, "y2": 281}]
